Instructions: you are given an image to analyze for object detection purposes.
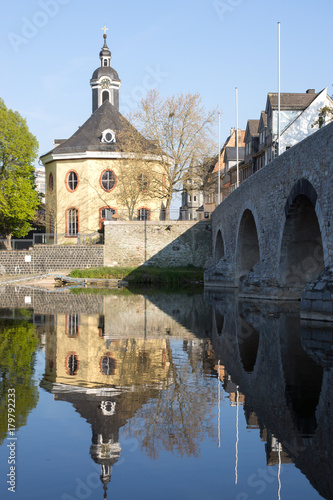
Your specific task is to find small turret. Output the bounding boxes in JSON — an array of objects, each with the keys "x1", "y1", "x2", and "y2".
[{"x1": 90, "y1": 27, "x2": 121, "y2": 113}]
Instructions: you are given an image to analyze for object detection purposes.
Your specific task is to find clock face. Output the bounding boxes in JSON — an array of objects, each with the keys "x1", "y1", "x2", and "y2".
[{"x1": 101, "y1": 79, "x2": 110, "y2": 89}]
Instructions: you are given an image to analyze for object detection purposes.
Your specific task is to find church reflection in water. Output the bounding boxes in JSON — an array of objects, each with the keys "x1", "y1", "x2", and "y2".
[{"x1": 31, "y1": 289, "x2": 332, "y2": 499}]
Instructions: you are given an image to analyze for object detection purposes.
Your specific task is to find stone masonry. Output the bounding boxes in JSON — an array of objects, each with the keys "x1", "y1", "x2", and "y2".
[
  {"x1": 104, "y1": 220, "x2": 213, "y2": 268},
  {"x1": 0, "y1": 245, "x2": 104, "y2": 276},
  {"x1": 205, "y1": 122, "x2": 333, "y2": 320}
]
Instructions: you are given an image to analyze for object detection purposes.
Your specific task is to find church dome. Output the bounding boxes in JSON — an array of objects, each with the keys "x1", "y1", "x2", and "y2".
[
  {"x1": 91, "y1": 66, "x2": 120, "y2": 82},
  {"x1": 99, "y1": 44, "x2": 111, "y2": 59}
]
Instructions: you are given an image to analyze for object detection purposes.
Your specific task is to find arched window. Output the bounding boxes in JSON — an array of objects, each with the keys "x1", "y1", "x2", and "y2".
[
  {"x1": 100, "y1": 355, "x2": 116, "y2": 375},
  {"x1": 66, "y1": 208, "x2": 79, "y2": 236},
  {"x1": 100, "y1": 207, "x2": 117, "y2": 228},
  {"x1": 66, "y1": 353, "x2": 79, "y2": 376},
  {"x1": 49, "y1": 172, "x2": 54, "y2": 192},
  {"x1": 137, "y1": 208, "x2": 150, "y2": 221},
  {"x1": 101, "y1": 207, "x2": 116, "y2": 220},
  {"x1": 102, "y1": 90, "x2": 109, "y2": 103},
  {"x1": 104, "y1": 59, "x2": 108, "y2": 67},
  {"x1": 66, "y1": 314, "x2": 80, "y2": 337},
  {"x1": 100, "y1": 170, "x2": 116, "y2": 192},
  {"x1": 138, "y1": 173, "x2": 150, "y2": 191},
  {"x1": 98, "y1": 315, "x2": 105, "y2": 337},
  {"x1": 66, "y1": 170, "x2": 78, "y2": 192},
  {"x1": 137, "y1": 351, "x2": 150, "y2": 374}
]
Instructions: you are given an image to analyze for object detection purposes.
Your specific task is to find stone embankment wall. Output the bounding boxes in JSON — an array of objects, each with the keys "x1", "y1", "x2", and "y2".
[
  {"x1": 0, "y1": 221, "x2": 212, "y2": 275},
  {"x1": 0, "y1": 245, "x2": 104, "y2": 275},
  {"x1": 0, "y1": 285, "x2": 104, "y2": 314},
  {"x1": 104, "y1": 220, "x2": 213, "y2": 268}
]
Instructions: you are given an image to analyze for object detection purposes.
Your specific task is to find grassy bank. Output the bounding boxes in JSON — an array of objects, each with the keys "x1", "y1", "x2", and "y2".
[{"x1": 69, "y1": 266, "x2": 204, "y2": 286}]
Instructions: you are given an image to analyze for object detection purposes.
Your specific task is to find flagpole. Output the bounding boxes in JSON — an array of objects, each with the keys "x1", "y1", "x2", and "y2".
[
  {"x1": 218, "y1": 112, "x2": 221, "y2": 204},
  {"x1": 277, "y1": 22, "x2": 281, "y2": 157},
  {"x1": 236, "y1": 87, "x2": 239, "y2": 187}
]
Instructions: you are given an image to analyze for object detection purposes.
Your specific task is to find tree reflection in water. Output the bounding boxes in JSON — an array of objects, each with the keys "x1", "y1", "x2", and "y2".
[
  {"x1": 122, "y1": 339, "x2": 217, "y2": 459},
  {"x1": 0, "y1": 317, "x2": 39, "y2": 444}
]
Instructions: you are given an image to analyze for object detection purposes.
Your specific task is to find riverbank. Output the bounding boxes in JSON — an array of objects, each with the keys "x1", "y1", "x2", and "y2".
[{"x1": 69, "y1": 266, "x2": 204, "y2": 286}]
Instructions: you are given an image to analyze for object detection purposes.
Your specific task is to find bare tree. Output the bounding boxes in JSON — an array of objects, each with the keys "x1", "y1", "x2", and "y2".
[
  {"x1": 114, "y1": 160, "x2": 158, "y2": 220},
  {"x1": 124, "y1": 90, "x2": 218, "y2": 218}
]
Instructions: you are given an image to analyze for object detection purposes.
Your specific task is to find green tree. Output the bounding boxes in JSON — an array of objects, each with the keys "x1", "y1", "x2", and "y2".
[
  {"x1": 312, "y1": 102, "x2": 333, "y2": 129},
  {"x1": 0, "y1": 318, "x2": 39, "y2": 445},
  {"x1": 0, "y1": 99, "x2": 40, "y2": 247}
]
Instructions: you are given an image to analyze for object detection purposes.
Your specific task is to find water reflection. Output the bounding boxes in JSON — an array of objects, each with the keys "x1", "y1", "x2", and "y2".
[
  {"x1": 37, "y1": 291, "x2": 218, "y2": 497},
  {"x1": 0, "y1": 311, "x2": 39, "y2": 445},
  {"x1": 207, "y1": 290, "x2": 332, "y2": 500},
  {"x1": 0, "y1": 286, "x2": 331, "y2": 499}
]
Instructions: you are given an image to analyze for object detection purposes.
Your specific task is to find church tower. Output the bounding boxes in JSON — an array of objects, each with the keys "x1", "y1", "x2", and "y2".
[{"x1": 90, "y1": 27, "x2": 121, "y2": 113}]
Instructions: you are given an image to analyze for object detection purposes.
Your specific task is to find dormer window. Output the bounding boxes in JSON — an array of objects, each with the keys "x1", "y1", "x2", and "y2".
[{"x1": 101, "y1": 129, "x2": 116, "y2": 144}]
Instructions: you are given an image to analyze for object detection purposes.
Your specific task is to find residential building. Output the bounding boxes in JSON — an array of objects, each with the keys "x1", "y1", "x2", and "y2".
[
  {"x1": 265, "y1": 87, "x2": 333, "y2": 161},
  {"x1": 228, "y1": 88, "x2": 333, "y2": 193},
  {"x1": 34, "y1": 167, "x2": 46, "y2": 203},
  {"x1": 202, "y1": 128, "x2": 245, "y2": 215},
  {"x1": 179, "y1": 157, "x2": 216, "y2": 221}
]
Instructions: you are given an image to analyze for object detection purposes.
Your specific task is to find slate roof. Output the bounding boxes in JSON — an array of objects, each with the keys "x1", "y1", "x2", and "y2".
[
  {"x1": 267, "y1": 91, "x2": 319, "y2": 111},
  {"x1": 247, "y1": 119, "x2": 259, "y2": 137},
  {"x1": 41, "y1": 100, "x2": 157, "y2": 157},
  {"x1": 260, "y1": 111, "x2": 267, "y2": 127},
  {"x1": 225, "y1": 146, "x2": 245, "y2": 162}
]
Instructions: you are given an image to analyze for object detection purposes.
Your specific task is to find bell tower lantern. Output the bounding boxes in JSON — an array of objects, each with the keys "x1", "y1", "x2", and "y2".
[{"x1": 90, "y1": 26, "x2": 121, "y2": 113}]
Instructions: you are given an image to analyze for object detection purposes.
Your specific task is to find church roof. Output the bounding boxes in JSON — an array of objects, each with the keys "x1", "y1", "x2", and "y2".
[{"x1": 43, "y1": 100, "x2": 157, "y2": 157}]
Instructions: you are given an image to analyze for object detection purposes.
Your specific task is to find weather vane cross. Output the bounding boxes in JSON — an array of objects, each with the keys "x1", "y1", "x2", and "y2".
[{"x1": 102, "y1": 25, "x2": 108, "y2": 36}]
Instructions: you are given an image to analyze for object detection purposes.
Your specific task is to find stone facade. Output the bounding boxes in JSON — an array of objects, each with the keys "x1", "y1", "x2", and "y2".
[
  {"x1": 0, "y1": 245, "x2": 104, "y2": 276},
  {"x1": 205, "y1": 122, "x2": 333, "y2": 315},
  {"x1": 104, "y1": 220, "x2": 213, "y2": 268}
]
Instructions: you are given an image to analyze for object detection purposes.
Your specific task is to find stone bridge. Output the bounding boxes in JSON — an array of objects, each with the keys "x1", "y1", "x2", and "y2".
[{"x1": 205, "y1": 122, "x2": 333, "y2": 320}]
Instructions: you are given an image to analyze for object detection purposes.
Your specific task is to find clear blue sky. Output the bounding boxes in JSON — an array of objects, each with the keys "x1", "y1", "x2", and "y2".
[{"x1": 1, "y1": 0, "x2": 332, "y2": 163}]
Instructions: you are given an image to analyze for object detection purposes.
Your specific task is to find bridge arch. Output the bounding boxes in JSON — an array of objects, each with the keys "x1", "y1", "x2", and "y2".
[
  {"x1": 279, "y1": 317, "x2": 324, "y2": 436},
  {"x1": 278, "y1": 179, "x2": 325, "y2": 286},
  {"x1": 238, "y1": 316, "x2": 260, "y2": 373},
  {"x1": 236, "y1": 207, "x2": 261, "y2": 278},
  {"x1": 214, "y1": 229, "x2": 225, "y2": 264},
  {"x1": 214, "y1": 307, "x2": 224, "y2": 335}
]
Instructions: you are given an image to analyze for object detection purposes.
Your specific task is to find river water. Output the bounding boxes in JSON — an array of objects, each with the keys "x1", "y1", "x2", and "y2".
[{"x1": 0, "y1": 285, "x2": 332, "y2": 500}]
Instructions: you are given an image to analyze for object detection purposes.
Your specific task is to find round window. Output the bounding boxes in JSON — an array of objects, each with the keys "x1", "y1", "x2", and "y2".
[
  {"x1": 101, "y1": 170, "x2": 116, "y2": 191},
  {"x1": 67, "y1": 171, "x2": 78, "y2": 191}
]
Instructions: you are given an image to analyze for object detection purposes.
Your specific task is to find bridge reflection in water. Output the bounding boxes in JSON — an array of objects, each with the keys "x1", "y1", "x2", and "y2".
[
  {"x1": 0, "y1": 286, "x2": 331, "y2": 499},
  {"x1": 207, "y1": 289, "x2": 332, "y2": 500}
]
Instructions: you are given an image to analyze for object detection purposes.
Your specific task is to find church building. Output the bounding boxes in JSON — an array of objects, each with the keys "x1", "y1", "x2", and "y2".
[{"x1": 40, "y1": 30, "x2": 168, "y2": 242}]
